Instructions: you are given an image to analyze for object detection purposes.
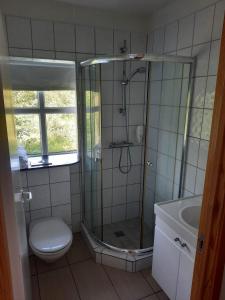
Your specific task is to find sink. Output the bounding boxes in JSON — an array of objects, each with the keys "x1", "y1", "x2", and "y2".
[{"x1": 179, "y1": 205, "x2": 201, "y2": 230}]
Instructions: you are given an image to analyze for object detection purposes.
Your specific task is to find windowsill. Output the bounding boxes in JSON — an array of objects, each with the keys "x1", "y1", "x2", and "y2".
[{"x1": 20, "y1": 152, "x2": 79, "y2": 170}]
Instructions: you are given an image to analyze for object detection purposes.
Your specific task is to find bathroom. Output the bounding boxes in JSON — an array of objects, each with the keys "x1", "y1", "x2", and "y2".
[{"x1": 0, "y1": 0, "x2": 225, "y2": 299}]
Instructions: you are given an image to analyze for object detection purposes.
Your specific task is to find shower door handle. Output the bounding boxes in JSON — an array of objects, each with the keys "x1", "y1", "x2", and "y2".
[{"x1": 146, "y1": 161, "x2": 153, "y2": 167}]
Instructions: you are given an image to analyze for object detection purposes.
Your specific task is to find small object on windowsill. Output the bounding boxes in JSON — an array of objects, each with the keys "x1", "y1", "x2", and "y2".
[{"x1": 20, "y1": 152, "x2": 79, "y2": 170}]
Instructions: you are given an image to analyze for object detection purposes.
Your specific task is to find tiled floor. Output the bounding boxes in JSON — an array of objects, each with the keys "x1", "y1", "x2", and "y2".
[
  {"x1": 31, "y1": 233, "x2": 168, "y2": 300},
  {"x1": 102, "y1": 218, "x2": 154, "y2": 249}
]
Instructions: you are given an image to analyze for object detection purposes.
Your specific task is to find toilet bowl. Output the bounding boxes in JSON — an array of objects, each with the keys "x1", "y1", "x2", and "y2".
[{"x1": 29, "y1": 217, "x2": 73, "y2": 263}]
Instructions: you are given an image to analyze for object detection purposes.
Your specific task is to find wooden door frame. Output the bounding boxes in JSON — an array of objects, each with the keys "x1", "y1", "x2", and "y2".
[
  {"x1": 191, "y1": 15, "x2": 225, "y2": 300},
  {"x1": 0, "y1": 82, "x2": 14, "y2": 300}
]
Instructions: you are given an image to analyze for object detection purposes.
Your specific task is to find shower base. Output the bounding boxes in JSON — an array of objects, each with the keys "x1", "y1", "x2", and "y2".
[{"x1": 81, "y1": 219, "x2": 153, "y2": 272}]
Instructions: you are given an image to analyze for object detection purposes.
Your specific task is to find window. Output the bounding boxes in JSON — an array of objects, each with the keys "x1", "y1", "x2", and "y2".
[
  {"x1": 13, "y1": 90, "x2": 78, "y2": 156},
  {"x1": 10, "y1": 58, "x2": 78, "y2": 159}
]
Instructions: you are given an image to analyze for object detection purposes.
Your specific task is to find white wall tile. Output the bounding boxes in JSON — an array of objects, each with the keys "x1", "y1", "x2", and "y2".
[
  {"x1": 205, "y1": 76, "x2": 216, "y2": 109},
  {"x1": 147, "y1": 127, "x2": 158, "y2": 150},
  {"x1": 201, "y1": 109, "x2": 213, "y2": 140},
  {"x1": 6, "y1": 16, "x2": 32, "y2": 48},
  {"x1": 102, "y1": 105, "x2": 112, "y2": 127},
  {"x1": 95, "y1": 27, "x2": 113, "y2": 54},
  {"x1": 164, "y1": 21, "x2": 178, "y2": 53},
  {"x1": 33, "y1": 50, "x2": 55, "y2": 59},
  {"x1": 9, "y1": 48, "x2": 32, "y2": 57},
  {"x1": 192, "y1": 43, "x2": 211, "y2": 77},
  {"x1": 149, "y1": 81, "x2": 161, "y2": 105},
  {"x1": 130, "y1": 146, "x2": 143, "y2": 165},
  {"x1": 49, "y1": 166, "x2": 70, "y2": 183},
  {"x1": 130, "y1": 82, "x2": 145, "y2": 104},
  {"x1": 195, "y1": 169, "x2": 205, "y2": 194},
  {"x1": 112, "y1": 205, "x2": 126, "y2": 222},
  {"x1": 30, "y1": 207, "x2": 51, "y2": 221},
  {"x1": 102, "y1": 169, "x2": 112, "y2": 189},
  {"x1": 103, "y1": 189, "x2": 112, "y2": 207},
  {"x1": 29, "y1": 185, "x2": 51, "y2": 210},
  {"x1": 192, "y1": 77, "x2": 207, "y2": 108},
  {"x1": 112, "y1": 186, "x2": 126, "y2": 206},
  {"x1": 186, "y1": 137, "x2": 200, "y2": 166},
  {"x1": 114, "y1": 30, "x2": 130, "y2": 54},
  {"x1": 212, "y1": 0, "x2": 225, "y2": 40},
  {"x1": 52, "y1": 204, "x2": 71, "y2": 224},
  {"x1": 155, "y1": 175, "x2": 173, "y2": 201},
  {"x1": 208, "y1": 39, "x2": 220, "y2": 76},
  {"x1": 71, "y1": 193, "x2": 81, "y2": 214},
  {"x1": 70, "y1": 173, "x2": 80, "y2": 194},
  {"x1": 128, "y1": 105, "x2": 144, "y2": 125},
  {"x1": 198, "y1": 140, "x2": 209, "y2": 170},
  {"x1": 161, "y1": 79, "x2": 181, "y2": 106},
  {"x1": 127, "y1": 165, "x2": 141, "y2": 184},
  {"x1": 76, "y1": 25, "x2": 95, "y2": 53},
  {"x1": 131, "y1": 31, "x2": 147, "y2": 53},
  {"x1": 158, "y1": 130, "x2": 177, "y2": 157},
  {"x1": 55, "y1": 51, "x2": 75, "y2": 60},
  {"x1": 178, "y1": 14, "x2": 194, "y2": 49},
  {"x1": 20, "y1": 171, "x2": 28, "y2": 188},
  {"x1": 127, "y1": 184, "x2": 140, "y2": 203},
  {"x1": 184, "y1": 164, "x2": 197, "y2": 193},
  {"x1": 193, "y1": 6, "x2": 214, "y2": 45},
  {"x1": 189, "y1": 108, "x2": 203, "y2": 138},
  {"x1": 72, "y1": 213, "x2": 81, "y2": 232},
  {"x1": 113, "y1": 168, "x2": 127, "y2": 187},
  {"x1": 102, "y1": 81, "x2": 113, "y2": 104},
  {"x1": 126, "y1": 202, "x2": 140, "y2": 219},
  {"x1": 153, "y1": 27, "x2": 164, "y2": 54},
  {"x1": 159, "y1": 106, "x2": 179, "y2": 132},
  {"x1": 31, "y1": 20, "x2": 54, "y2": 50},
  {"x1": 157, "y1": 153, "x2": 175, "y2": 179},
  {"x1": 103, "y1": 207, "x2": 111, "y2": 225},
  {"x1": 102, "y1": 149, "x2": 113, "y2": 169},
  {"x1": 149, "y1": 105, "x2": 160, "y2": 128},
  {"x1": 50, "y1": 181, "x2": 70, "y2": 205},
  {"x1": 27, "y1": 169, "x2": 49, "y2": 186},
  {"x1": 54, "y1": 22, "x2": 75, "y2": 52}
]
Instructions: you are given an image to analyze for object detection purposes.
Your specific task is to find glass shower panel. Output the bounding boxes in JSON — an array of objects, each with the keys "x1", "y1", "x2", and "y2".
[
  {"x1": 142, "y1": 61, "x2": 191, "y2": 248},
  {"x1": 82, "y1": 64, "x2": 102, "y2": 240}
]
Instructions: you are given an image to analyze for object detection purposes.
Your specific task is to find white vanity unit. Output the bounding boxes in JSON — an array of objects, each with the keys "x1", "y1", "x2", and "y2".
[{"x1": 152, "y1": 196, "x2": 202, "y2": 300}]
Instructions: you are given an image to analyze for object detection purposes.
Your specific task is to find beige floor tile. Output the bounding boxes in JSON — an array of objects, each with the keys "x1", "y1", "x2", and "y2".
[
  {"x1": 142, "y1": 295, "x2": 158, "y2": 300},
  {"x1": 71, "y1": 259, "x2": 119, "y2": 300},
  {"x1": 30, "y1": 255, "x2": 37, "y2": 275},
  {"x1": 31, "y1": 276, "x2": 40, "y2": 300},
  {"x1": 66, "y1": 238, "x2": 91, "y2": 264},
  {"x1": 156, "y1": 291, "x2": 169, "y2": 300},
  {"x1": 141, "y1": 268, "x2": 161, "y2": 293},
  {"x1": 35, "y1": 256, "x2": 68, "y2": 274},
  {"x1": 38, "y1": 267, "x2": 80, "y2": 300},
  {"x1": 104, "y1": 266, "x2": 154, "y2": 300}
]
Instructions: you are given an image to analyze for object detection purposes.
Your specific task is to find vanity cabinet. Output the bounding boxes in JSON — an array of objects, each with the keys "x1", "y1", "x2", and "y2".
[{"x1": 152, "y1": 220, "x2": 195, "y2": 300}]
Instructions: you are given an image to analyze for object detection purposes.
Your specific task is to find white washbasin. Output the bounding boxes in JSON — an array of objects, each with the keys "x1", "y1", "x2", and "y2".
[{"x1": 179, "y1": 205, "x2": 201, "y2": 230}]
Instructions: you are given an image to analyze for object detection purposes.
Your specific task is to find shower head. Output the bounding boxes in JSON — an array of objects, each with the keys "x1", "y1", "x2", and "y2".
[{"x1": 121, "y1": 67, "x2": 146, "y2": 85}]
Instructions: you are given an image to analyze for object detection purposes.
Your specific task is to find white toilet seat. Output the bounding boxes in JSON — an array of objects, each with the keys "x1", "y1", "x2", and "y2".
[{"x1": 29, "y1": 217, "x2": 73, "y2": 262}]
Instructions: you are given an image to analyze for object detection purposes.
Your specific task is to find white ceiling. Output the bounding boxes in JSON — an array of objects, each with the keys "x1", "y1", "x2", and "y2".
[{"x1": 55, "y1": 0, "x2": 173, "y2": 16}]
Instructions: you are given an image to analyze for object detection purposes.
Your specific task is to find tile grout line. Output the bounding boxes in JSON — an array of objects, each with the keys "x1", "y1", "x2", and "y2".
[{"x1": 101, "y1": 265, "x2": 122, "y2": 300}]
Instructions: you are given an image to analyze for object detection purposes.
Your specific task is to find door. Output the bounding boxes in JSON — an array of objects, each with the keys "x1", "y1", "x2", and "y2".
[
  {"x1": 176, "y1": 251, "x2": 194, "y2": 300},
  {"x1": 0, "y1": 11, "x2": 31, "y2": 300},
  {"x1": 152, "y1": 227, "x2": 180, "y2": 300}
]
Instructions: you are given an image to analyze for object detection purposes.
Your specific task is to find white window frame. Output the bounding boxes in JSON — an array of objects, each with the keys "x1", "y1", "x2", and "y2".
[{"x1": 14, "y1": 91, "x2": 77, "y2": 156}]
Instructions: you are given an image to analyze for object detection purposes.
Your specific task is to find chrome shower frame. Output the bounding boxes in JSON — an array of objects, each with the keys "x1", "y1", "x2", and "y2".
[{"x1": 80, "y1": 52, "x2": 195, "y2": 256}]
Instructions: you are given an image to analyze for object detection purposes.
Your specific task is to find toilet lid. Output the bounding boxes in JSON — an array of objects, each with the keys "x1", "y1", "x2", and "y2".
[{"x1": 29, "y1": 217, "x2": 72, "y2": 253}]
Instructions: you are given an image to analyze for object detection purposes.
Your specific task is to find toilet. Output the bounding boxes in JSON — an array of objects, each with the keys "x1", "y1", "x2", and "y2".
[{"x1": 29, "y1": 217, "x2": 73, "y2": 263}]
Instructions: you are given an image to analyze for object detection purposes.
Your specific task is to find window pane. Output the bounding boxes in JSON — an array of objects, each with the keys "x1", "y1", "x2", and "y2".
[
  {"x1": 46, "y1": 114, "x2": 78, "y2": 153},
  {"x1": 45, "y1": 90, "x2": 76, "y2": 107},
  {"x1": 15, "y1": 114, "x2": 41, "y2": 155},
  {"x1": 12, "y1": 91, "x2": 38, "y2": 107}
]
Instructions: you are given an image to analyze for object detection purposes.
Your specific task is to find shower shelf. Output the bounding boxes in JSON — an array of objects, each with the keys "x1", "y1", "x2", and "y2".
[{"x1": 109, "y1": 142, "x2": 133, "y2": 148}]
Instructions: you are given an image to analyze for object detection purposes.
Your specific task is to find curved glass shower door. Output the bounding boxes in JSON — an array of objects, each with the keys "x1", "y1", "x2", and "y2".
[
  {"x1": 82, "y1": 64, "x2": 102, "y2": 240},
  {"x1": 81, "y1": 54, "x2": 194, "y2": 252}
]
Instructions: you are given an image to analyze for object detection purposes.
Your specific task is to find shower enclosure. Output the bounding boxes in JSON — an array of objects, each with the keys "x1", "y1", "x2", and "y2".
[{"x1": 80, "y1": 53, "x2": 194, "y2": 254}]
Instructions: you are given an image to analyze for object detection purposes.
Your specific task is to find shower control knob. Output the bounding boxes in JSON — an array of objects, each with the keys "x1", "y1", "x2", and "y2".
[{"x1": 146, "y1": 161, "x2": 153, "y2": 166}]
